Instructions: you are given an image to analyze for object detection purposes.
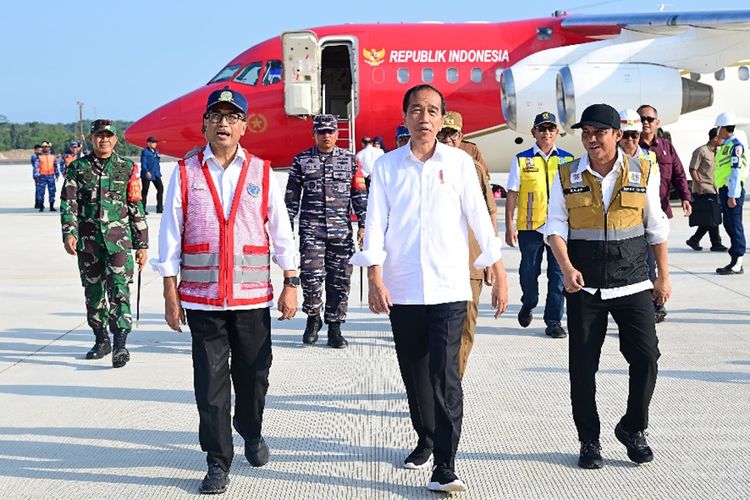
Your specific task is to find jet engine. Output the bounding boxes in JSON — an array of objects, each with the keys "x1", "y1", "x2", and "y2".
[
  {"x1": 556, "y1": 63, "x2": 713, "y2": 131},
  {"x1": 500, "y1": 66, "x2": 565, "y2": 132}
]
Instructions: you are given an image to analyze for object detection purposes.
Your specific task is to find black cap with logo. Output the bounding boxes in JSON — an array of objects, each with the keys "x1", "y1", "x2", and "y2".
[{"x1": 571, "y1": 104, "x2": 620, "y2": 130}]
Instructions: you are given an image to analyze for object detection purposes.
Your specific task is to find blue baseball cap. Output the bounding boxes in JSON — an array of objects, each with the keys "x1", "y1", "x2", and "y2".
[
  {"x1": 206, "y1": 85, "x2": 247, "y2": 114},
  {"x1": 69, "y1": 140, "x2": 80, "y2": 147},
  {"x1": 396, "y1": 125, "x2": 410, "y2": 138},
  {"x1": 533, "y1": 112, "x2": 557, "y2": 127}
]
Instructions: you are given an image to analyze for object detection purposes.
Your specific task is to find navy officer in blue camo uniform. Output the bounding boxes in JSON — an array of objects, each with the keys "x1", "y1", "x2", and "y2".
[{"x1": 285, "y1": 114, "x2": 368, "y2": 348}]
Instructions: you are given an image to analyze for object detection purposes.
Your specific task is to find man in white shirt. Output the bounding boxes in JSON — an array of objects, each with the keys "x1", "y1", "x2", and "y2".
[
  {"x1": 546, "y1": 104, "x2": 671, "y2": 471},
  {"x1": 352, "y1": 84, "x2": 508, "y2": 493},
  {"x1": 355, "y1": 135, "x2": 384, "y2": 179},
  {"x1": 153, "y1": 86, "x2": 299, "y2": 495}
]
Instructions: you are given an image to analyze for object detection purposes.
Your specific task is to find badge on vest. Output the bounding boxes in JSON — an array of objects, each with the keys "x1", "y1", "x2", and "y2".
[
  {"x1": 570, "y1": 172, "x2": 583, "y2": 184},
  {"x1": 192, "y1": 182, "x2": 206, "y2": 190},
  {"x1": 247, "y1": 184, "x2": 261, "y2": 197},
  {"x1": 629, "y1": 172, "x2": 642, "y2": 184}
]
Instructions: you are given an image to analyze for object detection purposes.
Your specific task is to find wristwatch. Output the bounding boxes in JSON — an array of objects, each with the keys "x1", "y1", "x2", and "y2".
[{"x1": 283, "y1": 276, "x2": 301, "y2": 287}]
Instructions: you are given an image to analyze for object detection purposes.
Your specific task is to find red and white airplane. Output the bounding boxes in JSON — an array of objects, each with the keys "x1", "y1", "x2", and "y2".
[{"x1": 125, "y1": 10, "x2": 750, "y2": 171}]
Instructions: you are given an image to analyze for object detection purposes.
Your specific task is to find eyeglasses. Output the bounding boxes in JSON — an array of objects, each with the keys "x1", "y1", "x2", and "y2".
[
  {"x1": 536, "y1": 125, "x2": 557, "y2": 133},
  {"x1": 205, "y1": 111, "x2": 244, "y2": 124},
  {"x1": 622, "y1": 131, "x2": 640, "y2": 140},
  {"x1": 437, "y1": 129, "x2": 460, "y2": 140},
  {"x1": 639, "y1": 116, "x2": 657, "y2": 123}
]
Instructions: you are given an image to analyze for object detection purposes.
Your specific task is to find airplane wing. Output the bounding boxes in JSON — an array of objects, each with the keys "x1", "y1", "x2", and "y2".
[{"x1": 501, "y1": 9, "x2": 750, "y2": 132}]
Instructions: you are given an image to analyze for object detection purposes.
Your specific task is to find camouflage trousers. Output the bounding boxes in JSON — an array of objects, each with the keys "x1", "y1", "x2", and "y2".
[
  {"x1": 76, "y1": 235, "x2": 134, "y2": 334},
  {"x1": 299, "y1": 237, "x2": 354, "y2": 323},
  {"x1": 35, "y1": 175, "x2": 56, "y2": 206}
]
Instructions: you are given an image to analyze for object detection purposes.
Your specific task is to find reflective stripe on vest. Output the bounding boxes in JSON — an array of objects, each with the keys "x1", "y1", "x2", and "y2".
[
  {"x1": 569, "y1": 224, "x2": 645, "y2": 241},
  {"x1": 183, "y1": 253, "x2": 270, "y2": 268},
  {"x1": 182, "y1": 268, "x2": 270, "y2": 284}
]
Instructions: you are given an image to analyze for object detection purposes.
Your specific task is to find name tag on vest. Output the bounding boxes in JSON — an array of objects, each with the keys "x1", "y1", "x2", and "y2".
[
  {"x1": 563, "y1": 186, "x2": 591, "y2": 195},
  {"x1": 621, "y1": 186, "x2": 647, "y2": 193}
]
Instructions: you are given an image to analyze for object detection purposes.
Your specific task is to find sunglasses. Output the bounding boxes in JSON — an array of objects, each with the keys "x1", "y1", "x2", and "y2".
[
  {"x1": 536, "y1": 125, "x2": 557, "y2": 133},
  {"x1": 622, "y1": 131, "x2": 640, "y2": 140},
  {"x1": 639, "y1": 116, "x2": 657, "y2": 123}
]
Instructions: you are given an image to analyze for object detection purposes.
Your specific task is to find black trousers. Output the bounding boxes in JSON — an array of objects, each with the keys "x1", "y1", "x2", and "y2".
[
  {"x1": 186, "y1": 308, "x2": 272, "y2": 472},
  {"x1": 141, "y1": 177, "x2": 164, "y2": 212},
  {"x1": 566, "y1": 290, "x2": 660, "y2": 442},
  {"x1": 389, "y1": 302, "x2": 466, "y2": 471}
]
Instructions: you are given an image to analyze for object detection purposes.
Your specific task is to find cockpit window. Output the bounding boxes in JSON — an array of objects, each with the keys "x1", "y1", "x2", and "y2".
[
  {"x1": 262, "y1": 60, "x2": 283, "y2": 85},
  {"x1": 208, "y1": 64, "x2": 241, "y2": 84},
  {"x1": 234, "y1": 62, "x2": 263, "y2": 86}
]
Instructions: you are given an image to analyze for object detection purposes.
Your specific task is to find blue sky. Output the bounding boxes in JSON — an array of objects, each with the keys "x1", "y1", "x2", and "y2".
[{"x1": 0, "y1": 0, "x2": 744, "y2": 123}]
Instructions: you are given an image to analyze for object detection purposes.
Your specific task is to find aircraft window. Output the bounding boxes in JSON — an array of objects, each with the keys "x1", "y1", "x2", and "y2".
[
  {"x1": 739, "y1": 66, "x2": 749, "y2": 81},
  {"x1": 262, "y1": 60, "x2": 283, "y2": 85},
  {"x1": 422, "y1": 68, "x2": 434, "y2": 83},
  {"x1": 495, "y1": 67, "x2": 504, "y2": 82},
  {"x1": 398, "y1": 68, "x2": 410, "y2": 84},
  {"x1": 714, "y1": 69, "x2": 725, "y2": 81},
  {"x1": 208, "y1": 64, "x2": 241, "y2": 83},
  {"x1": 537, "y1": 27, "x2": 553, "y2": 40},
  {"x1": 471, "y1": 68, "x2": 482, "y2": 83},
  {"x1": 234, "y1": 62, "x2": 263, "y2": 86},
  {"x1": 446, "y1": 67, "x2": 458, "y2": 83}
]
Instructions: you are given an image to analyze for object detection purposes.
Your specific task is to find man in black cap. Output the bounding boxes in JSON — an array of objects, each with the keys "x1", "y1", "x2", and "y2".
[
  {"x1": 154, "y1": 86, "x2": 299, "y2": 494},
  {"x1": 546, "y1": 103, "x2": 671, "y2": 470},
  {"x1": 285, "y1": 114, "x2": 367, "y2": 348},
  {"x1": 505, "y1": 111, "x2": 572, "y2": 339},
  {"x1": 140, "y1": 136, "x2": 163, "y2": 214}
]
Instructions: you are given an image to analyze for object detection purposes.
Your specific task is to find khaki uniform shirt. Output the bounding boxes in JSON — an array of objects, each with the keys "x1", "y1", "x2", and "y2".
[{"x1": 689, "y1": 144, "x2": 717, "y2": 194}]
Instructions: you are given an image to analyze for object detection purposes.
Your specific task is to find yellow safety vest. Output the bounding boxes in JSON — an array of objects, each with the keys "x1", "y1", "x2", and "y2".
[
  {"x1": 559, "y1": 156, "x2": 651, "y2": 289},
  {"x1": 715, "y1": 137, "x2": 748, "y2": 188},
  {"x1": 516, "y1": 148, "x2": 574, "y2": 230}
]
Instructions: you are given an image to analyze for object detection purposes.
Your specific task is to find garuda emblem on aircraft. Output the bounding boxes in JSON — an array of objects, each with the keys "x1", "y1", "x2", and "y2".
[{"x1": 363, "y1": 48, "x2": 386, "y2": 67}]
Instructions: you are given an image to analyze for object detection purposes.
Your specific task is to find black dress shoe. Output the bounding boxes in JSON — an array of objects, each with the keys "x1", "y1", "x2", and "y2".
[
  {"x1": 517, "y1": 305, "x2": 533, "y2": 328},
  {"x1": 578, "y1": 440, "x2": 603, "y2": 469},
  {"x1": 685, "y1": 239, "x2": 702, "y2": 251},
  {"x1": 403, "y1": 444, "x2": 433, "y2": 469},
  {"x1": 199, "y1": 463, "x2": 229, "y2": 494},
  {"x1": 717, "y1": 257, "x2": 744, "y2": 275},
  {"x1": 710, "y1": 244, "x2": 728, "y2": 252},
  {"x1": 245, "y1": 436, "x2": 269, "y2": 467},
  {"x1": 615, "y1": 422, "x2": 654, "y2": 464},
  {"x1": 302, "y1": 315, "x2": 321, "y2": 345},
  {"x1": 654, "y1": 305, "x2": 667, "y2": 324},
  {"x1": 545, "y1": 323, "x2": 567, "y2": 339},
  {"x1": 327, "y1": 322, "x2": 348, "y2": 349}
]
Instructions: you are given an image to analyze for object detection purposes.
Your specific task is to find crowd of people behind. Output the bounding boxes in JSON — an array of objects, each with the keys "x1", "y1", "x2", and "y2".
[{"x1": 46, "y1": 83, "x2": 746, "y2": 495}]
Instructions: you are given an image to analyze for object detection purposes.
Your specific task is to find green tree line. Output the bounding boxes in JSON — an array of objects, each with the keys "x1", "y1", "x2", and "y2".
[{"x1": 0, "y1": 115, "x2": 141, "y2": 156}]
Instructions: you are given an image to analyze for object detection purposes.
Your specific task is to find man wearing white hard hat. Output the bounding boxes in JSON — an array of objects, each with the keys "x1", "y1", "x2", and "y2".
[{"x1": 713, "y1": 112, "x2": 747, "y2": 275}]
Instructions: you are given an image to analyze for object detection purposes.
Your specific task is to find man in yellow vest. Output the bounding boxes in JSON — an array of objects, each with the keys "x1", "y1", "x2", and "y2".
[
  {"x1": 713, "y1": 112, "x2": 747, "y2": 275},
  {"x1": 546, "y1": 103, "x2": 671, "y2": 470},
  {"x1": 505, "y1": 112, "x2": 572, "y2": 338}
]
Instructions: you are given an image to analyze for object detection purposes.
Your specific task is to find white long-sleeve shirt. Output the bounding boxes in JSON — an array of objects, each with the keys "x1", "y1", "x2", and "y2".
[
  {"x1": 350, "y1": 141, "x2": 502, "y2": 305},
  {"x1": 152, "y1": 144, "x2": 297, "y2": 310},
  {"x1": 356, "y1": 144, "x2": 385, "y2": 178},
  {"x1": 545, "y1": 151, "x2": 669, "y2": 300}
]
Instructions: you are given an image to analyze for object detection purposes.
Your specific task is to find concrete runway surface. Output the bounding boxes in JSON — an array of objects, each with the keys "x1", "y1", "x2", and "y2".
[{"x1": 0, "y1": 162, "x2": 748, "y2": 499}]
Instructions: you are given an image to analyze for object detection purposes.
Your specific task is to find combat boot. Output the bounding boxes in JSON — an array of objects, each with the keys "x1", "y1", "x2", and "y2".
[
  {"x1": 49, "y1": 203, "x2": 56, "y2": 212},
  {"x1": 111, "y1": 331, "x2": 130, "y2": 368},
  {"x1": 327, "y1": 322, "x2": 348, "y2": 349},
  {"x1": 86, "y1": 330, "x2": 111, "y2": 360},
  {"x1": 302, "y1": 315, "x2": 322, "y2": 345}
]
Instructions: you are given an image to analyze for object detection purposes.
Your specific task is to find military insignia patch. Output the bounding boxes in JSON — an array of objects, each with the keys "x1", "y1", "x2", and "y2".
[
  {"x1": 247, "y1": 184, "x2": 261, "y2": 197},
  {"x1": 629, "y1": 172, "x2": 642, "y2": 184},
  {"x1": 219, "y1": 91, "x2": 233, "y2": 102},
  {"x1": 570, "y1": 172, "x2": 583, "y2": 184}
]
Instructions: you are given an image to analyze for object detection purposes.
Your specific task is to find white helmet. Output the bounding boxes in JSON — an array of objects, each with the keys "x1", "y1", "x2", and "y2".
[
  {"x1": 618, "y1": 109, "x2": 642, "y2": 132},
  {"x1": 715, "y1": 112, "x2": 737, "y2": 127}
]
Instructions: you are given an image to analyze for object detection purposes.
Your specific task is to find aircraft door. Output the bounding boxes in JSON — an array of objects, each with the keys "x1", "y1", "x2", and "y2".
[{"x1": 282, "y1": 31, "x2": 321, "y2": 116}]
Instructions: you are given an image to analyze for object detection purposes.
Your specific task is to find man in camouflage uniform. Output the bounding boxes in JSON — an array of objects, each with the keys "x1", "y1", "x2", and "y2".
[
  {"x1": 60, "y1": 119, "x2": 149, "y2": 368},
  {"x1": 285, "y1": 114, "x2": 367, "y2": 348}
]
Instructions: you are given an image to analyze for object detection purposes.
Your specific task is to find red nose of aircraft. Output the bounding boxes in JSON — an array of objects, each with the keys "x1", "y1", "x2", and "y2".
[{"x1": 126, "y1": 85, "x2": 224, "y2": 157}]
